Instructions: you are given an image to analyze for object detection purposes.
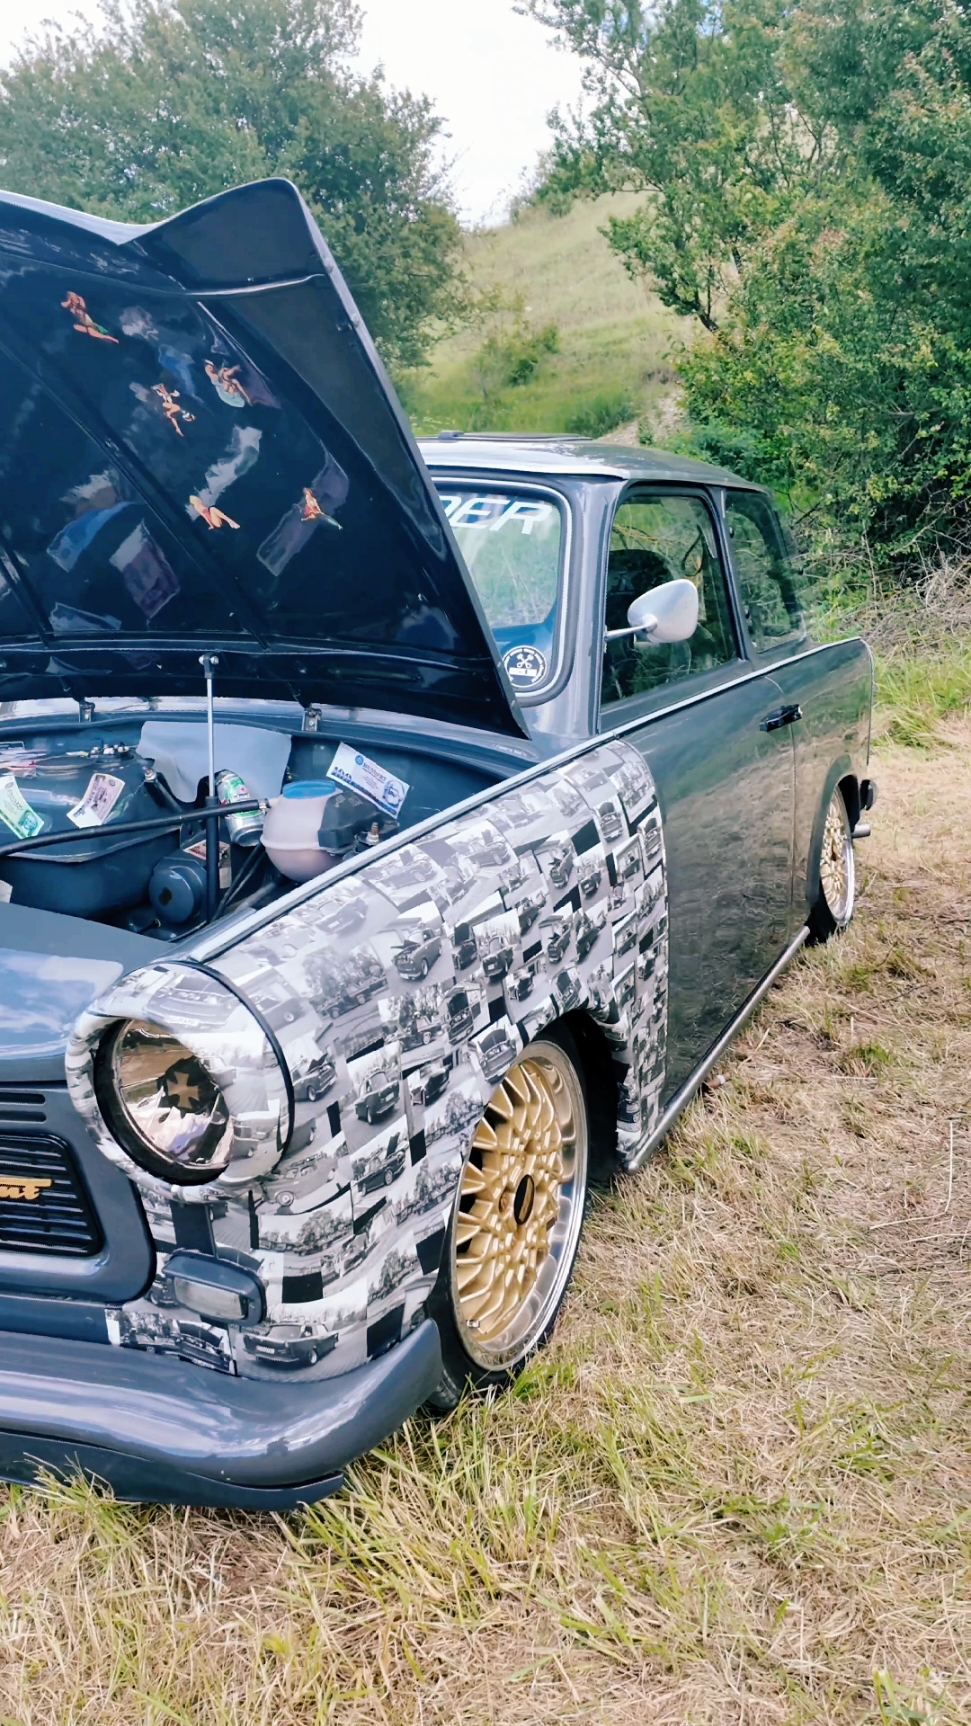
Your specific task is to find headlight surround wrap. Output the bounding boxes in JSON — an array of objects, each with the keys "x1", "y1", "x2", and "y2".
[{"x1": 67, "y1": 962, "x2": 291, "y2": 1202}]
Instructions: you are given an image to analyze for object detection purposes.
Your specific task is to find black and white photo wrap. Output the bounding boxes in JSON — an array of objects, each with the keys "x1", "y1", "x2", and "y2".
[{"x1": 66, "y1": 741, "x2": 668, "y2": 1380}]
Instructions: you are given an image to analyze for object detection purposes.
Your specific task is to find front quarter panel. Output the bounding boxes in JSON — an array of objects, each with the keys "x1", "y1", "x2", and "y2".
[{"x1": 67, "y1": 740, "x2": 668, "y2": 1383}]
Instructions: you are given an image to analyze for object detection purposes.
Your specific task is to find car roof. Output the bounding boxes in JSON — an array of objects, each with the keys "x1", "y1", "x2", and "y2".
[{"x1": 418, "y1": 433, "x2": 762, "y2": 490}]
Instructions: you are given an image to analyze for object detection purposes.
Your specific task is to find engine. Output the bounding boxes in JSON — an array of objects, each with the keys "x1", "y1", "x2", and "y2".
[{"x1": 0, "y1": 719, "x2": 404, "y2": 940}]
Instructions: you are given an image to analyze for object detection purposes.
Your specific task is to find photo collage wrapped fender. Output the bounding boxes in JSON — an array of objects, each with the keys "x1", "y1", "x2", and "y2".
[{"x1": 66, "y1": 739, "x2": 668, "y2": 1382}]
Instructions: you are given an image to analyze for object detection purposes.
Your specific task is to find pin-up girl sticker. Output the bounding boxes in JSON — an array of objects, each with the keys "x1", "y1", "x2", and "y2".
[
  {"x1": 204, "y1": 361, "x2": 251, "y2": 407},
  {"x1": 257, "y1": 452, "x2": 349, "y2": 578},
  {"x1": 301, "y1": 487, "x2": 341, "y2": 527},
  {"x1": 188, "y1": 495, "x2": 240, "y2": 531},
  {"x1": 61, "y1": 292, "x2": 119, "y2": 343},
  {"x1": 153, "y1": 383, "x2": 195, "y2": 436}
]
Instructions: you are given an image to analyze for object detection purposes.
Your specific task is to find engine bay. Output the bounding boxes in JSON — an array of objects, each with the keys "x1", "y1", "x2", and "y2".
[{"x1": 0, "y1": 705, "x2": 508, "y2": 941}]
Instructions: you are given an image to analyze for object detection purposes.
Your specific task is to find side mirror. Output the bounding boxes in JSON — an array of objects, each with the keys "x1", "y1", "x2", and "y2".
[
  {"x1": 628, "y1": 578, "x2": 699, "y2": 644},
  {"x1": 605, "y1": 578, "x2": 700, "y2": 647}
]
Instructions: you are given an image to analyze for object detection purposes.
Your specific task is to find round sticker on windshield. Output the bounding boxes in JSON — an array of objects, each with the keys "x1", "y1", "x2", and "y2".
[{"x1": 502, "y1": 645, "x2": 548, "y2": 689}]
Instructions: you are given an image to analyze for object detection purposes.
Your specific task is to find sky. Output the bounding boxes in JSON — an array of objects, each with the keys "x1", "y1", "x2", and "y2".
[{"x1": 0, "y1": 0, "x2": 586, "y2": 226}]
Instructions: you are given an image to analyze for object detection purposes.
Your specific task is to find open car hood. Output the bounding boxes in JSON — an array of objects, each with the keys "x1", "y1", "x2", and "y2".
[{"x1": 0, "y1": 179, "x2": 524, "y2": 738}]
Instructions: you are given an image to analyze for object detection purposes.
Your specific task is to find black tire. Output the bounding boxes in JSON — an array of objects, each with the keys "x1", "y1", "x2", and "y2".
[
  {"x1": 425, "y1": 1019, "x2": 595, "y2": 1410},
  {"x1": 808, "y1": 785, "x2": 856, "y2": 943}
]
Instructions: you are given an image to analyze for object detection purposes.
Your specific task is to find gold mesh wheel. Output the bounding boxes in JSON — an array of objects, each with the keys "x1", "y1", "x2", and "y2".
[
  {"x1": 819, "y1": 789, "x2": 855, "y2": 925},
  {"x1": 449, "y1": 1037, "x2": 588, "y2": 1371}
]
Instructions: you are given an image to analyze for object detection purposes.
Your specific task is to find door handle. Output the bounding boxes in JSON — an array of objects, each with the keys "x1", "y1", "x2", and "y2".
[{"x1": 760, "y1": 703, "x2": 802, "y2": 732}]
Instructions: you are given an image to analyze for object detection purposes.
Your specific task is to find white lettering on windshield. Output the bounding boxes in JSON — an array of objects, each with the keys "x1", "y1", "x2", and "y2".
[
  {"x1": 450, "y1": 496, "x2": 501, "y2": 528},
  {"x1": 439, "y1": 493, "x2": 555, "y2": 536},
  {"x1": 489, "y1": 499, "x2": 552, "y2": 536}
]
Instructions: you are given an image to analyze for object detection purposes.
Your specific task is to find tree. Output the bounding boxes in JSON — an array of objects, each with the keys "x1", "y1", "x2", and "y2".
[
  {"x1": 526, "y1": 0, "x2": 971, "y2": 561},
  {"x1": 521, "y1": 0, "x2": 825, "y2": 331},
  {"x1": 680, "y1": 2, "x2": 971, "y2": 549},
  {"x1": 0, "y1": 0, "x2": 465, "y2": 370}
]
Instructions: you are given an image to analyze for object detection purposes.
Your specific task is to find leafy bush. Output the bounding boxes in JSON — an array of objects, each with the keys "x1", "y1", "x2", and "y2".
[
  {"x1": 566, "y1": 390, "x2": 636, "y2": 438},
  {"x1": 472, "y1": 319, "x2": 561, "y2": 398},
  {"x1": 644, "y1": 417, "x2": 782, "y2": 487},
  {"x1": 526, "y1": 0, "x2": 971, "y2": 575}
]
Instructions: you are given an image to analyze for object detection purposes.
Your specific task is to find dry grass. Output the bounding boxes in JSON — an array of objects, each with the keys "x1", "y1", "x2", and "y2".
[
  {"x1": 815, "y1": 552, "x2": 971, "y2": 749},
  {"x1": 1, "y1": 726, "x2": 969, "y2": 1725}
]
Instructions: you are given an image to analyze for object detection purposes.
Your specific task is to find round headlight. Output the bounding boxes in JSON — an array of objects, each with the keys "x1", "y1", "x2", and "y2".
[{"x1": 94, "y1": 1019, "x2": 233, "y2": 1185}]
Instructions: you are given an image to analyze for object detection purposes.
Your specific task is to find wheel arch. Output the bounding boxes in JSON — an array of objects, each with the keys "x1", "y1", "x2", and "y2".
[
  {"x1": 805, "y1": 757, "x2": 858, "y2": 917},
  {"x1": 557, "y1": 1010, "x2": 622, "y2": 1183}
]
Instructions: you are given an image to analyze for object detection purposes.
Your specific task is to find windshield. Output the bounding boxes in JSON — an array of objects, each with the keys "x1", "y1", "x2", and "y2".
[{"x1": 434, "y1": 485, "x2": 563, "y2": 693}]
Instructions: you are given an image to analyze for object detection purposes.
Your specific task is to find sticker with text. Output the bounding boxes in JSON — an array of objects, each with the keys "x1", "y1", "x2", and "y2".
[
  {"x1": 328, "y1": 744, "x2": 410, "y2": 818},
  {"x1": 502, "y1": 645, "x2": 548, "y2": 688}
]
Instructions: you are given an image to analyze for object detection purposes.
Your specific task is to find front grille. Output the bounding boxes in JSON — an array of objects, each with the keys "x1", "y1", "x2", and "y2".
[
  {"x1": 0, "y1": 1089, "x2": 47, "y2": 1123},
  {"x1": 0, "y1": 1134, "x2": 104, "y2": 1257}
]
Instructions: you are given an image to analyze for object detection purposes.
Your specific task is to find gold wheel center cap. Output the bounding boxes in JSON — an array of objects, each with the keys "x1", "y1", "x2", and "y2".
[{"x1": 513, "y1": 1173, "x2": 535, "y2": 1225}]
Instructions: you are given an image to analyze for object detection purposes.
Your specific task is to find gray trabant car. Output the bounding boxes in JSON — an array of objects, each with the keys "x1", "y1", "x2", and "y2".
[
  {"x1": 0, "y1": 179, "x2": 872, "y2": 1507},
  {"x1": 392, "y1": 929, "x2": 442, "y2": 981},
  {"x1": 243, "y1": 1323, "x2": 338, "y2": 1370},
  {"x1": 354, "y1": 1069, "x2": 401, "y2": 1124},
  {"x1": 292, "y1": 1048, "x2": 337, "y2": 1104}
]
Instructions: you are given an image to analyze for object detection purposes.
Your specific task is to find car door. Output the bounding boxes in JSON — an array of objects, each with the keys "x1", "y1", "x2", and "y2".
[
  {"x1": 722, "y1": 487, "x2": 873, "y2": 934},
  {"x1": 598, "y1": 488, "x2": 795, "y2": 1098}
]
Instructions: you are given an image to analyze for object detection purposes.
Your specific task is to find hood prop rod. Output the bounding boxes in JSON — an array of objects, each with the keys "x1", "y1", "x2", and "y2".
[{"x1": 200, "y1": 654, "x2": 220, "y2": 921}]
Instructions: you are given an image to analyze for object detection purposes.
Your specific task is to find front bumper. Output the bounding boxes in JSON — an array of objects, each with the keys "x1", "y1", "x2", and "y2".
[{"x1": 0, "y1": 1318, "x2": 442, "y2": 1509}]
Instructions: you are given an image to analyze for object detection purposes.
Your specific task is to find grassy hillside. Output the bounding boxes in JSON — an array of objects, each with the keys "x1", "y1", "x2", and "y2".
[{"x1": 402, "y1": 195, "x2": 688, "y2": 439}]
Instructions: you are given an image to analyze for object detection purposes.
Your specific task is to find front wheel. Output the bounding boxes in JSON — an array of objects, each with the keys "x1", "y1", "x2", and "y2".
[
  {"x1": 809, "y1": 786, "x2": 856, "y2": 941},
  {"x1": 426, "y1": 1022, "x2": 590, "y2": 1406}
]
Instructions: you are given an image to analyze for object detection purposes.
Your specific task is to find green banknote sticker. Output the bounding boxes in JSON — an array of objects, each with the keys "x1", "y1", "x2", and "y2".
[{"x1": 0, "y1": 773, "x2": 45, "y2": 840}]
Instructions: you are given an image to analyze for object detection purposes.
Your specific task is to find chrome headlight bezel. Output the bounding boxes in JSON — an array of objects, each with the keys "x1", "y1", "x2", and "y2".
[{"x1": 93, "y1": 1018, "x2": 234, "y2": 1186}]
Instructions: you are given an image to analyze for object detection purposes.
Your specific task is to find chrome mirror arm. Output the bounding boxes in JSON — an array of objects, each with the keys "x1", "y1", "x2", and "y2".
[{"x1": 604, "y1": 615, "x2": 658, "y2": 646}]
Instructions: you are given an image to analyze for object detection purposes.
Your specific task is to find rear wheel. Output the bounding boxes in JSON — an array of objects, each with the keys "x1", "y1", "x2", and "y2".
[
  {"x1": 809, "y1": 786, "x2": 856, "y2": 941},
  {"x1": 426, "y1": 1023, "x2": 590, "y2": 1406}
]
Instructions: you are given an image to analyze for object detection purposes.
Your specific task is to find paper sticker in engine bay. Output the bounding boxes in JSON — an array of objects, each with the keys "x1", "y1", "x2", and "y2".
[
  {"x1": 0, "y1": 774, "x2": 44, "y2": 840},
  {"x1": 328, "y1": 743, "x2": 409, "y2": 818},
  {"x1": 66, "y1": 772, "x2": 126, "y2": 829}
]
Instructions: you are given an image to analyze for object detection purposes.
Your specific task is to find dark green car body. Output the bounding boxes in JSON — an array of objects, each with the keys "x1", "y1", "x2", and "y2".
[{"x1": 0, "y1": 180, "x2": 871, "y2": 1508}]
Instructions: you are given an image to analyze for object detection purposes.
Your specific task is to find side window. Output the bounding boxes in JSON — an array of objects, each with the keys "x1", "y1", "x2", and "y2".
[
  {"x1": 725, "y1": 491, "x2": 807, "y2": 652},
  {"x1": 601, "y1": 492, "x2": 737, "y2": 709}
]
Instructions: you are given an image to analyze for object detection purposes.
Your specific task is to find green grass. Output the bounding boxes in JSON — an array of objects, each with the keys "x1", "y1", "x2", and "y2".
[
  {"x1": 811, "y1": 569, "x2": 971, "y2": 748},
  {"x1": 875, "y1": 638, "x2": 971, "y2": 746},
  {"x1": 402, "y1": 195, "x2": 685, "y2": 438},
  {"x1": 0, "y1": 726, "x2": 969, "y2": 1723}
]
